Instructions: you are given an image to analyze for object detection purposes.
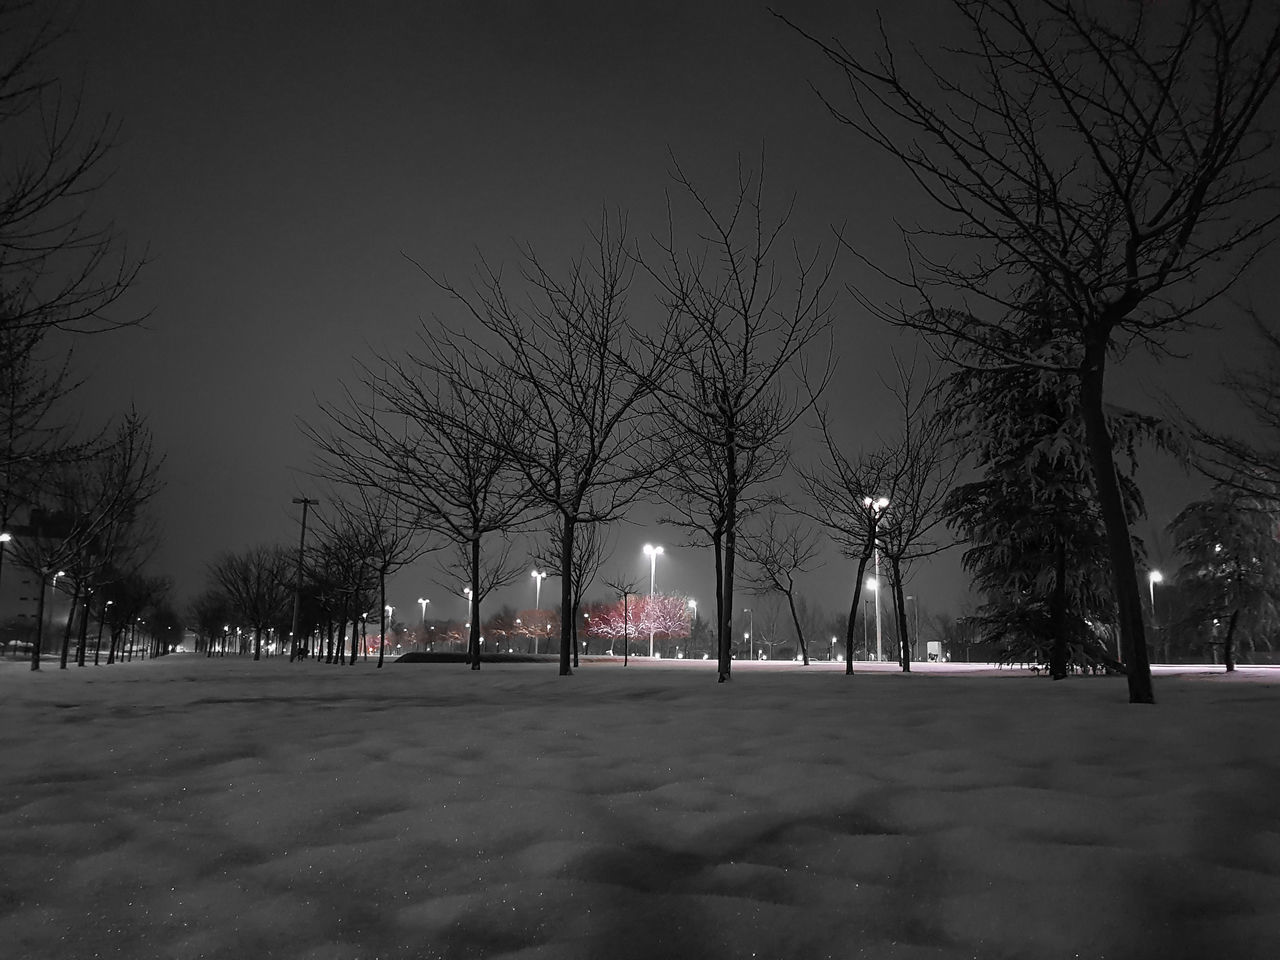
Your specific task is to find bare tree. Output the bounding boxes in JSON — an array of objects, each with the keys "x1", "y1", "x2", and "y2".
[
  {"x1": 1185, "y1": 311, "x2": 1280, "y2": 498},
  {"x1": 739, "y1": 512, "x2": 824, "y2": 665},
  {"x1": 423, "y1": 213, "x2": 677, "y2": 676},
  {"x1": 874, "y1": 361, "x2": 961, "y2": 672},
  {"x1": 309, "y1": 345, "x2": 536, "y2": 671},
  {"x1": 209, "y1": 546, "x2": 293, "y2": 661},
  {"x1": 306, "y1": 517, "x2": 378, "y2": 666},
  {"x1": 798, "y1": 423, "x2": 896, "y2": 673},
  {"x1": 327, "y1": 489, "x2": 430, "y2": 669},
  {"x1": 533, "y1": 516, "x2": 613, "y2": 667},
  {"x1": 783, "y1": 0, "x2": 1280, "y2": 702},
  {"x1": 10, "y1": 410, "x2": 161, "y2": 669},
  {"x1": 645, "y1": 161, "x2": 836, "y2": 682},
  {"x1": 603, "y1": 575, "x2": 641, "y2": 666},
  {"x1": 0, "y1": 1, "x2": 143, "y2": 340}
]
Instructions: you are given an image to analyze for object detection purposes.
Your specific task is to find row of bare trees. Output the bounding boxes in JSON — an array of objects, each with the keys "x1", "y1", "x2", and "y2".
[
  {"x1": 305, "y1": 167, "x2": 846, "y2": 681},
  {"x1": 0, "y1": 1, "x2": 159, "y2": 670}
]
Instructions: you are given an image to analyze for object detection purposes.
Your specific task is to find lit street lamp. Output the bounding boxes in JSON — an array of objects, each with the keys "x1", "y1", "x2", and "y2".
[
  {"x1": 643, "y1": 544, "x2": 663, "y2": 656},
  {"x1": 531, "y1": 569, "x2": 546, "y2": 609},
  {"x1": 864, "y1": 496, "x2": 889, "y2": 662},
  {"x1": 418, "y1": 597, "x2": 430, "y2": 626},
  {"x1": 1148, "y1": 570, "x2": 1163, "y2": 620},
  {"x1": 744, "y1": 607, "x2": 753, "y2": 659}
]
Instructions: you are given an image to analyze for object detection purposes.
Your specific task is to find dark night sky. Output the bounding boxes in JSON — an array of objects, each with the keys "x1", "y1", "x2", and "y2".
[{"x1": 47, "y1": 2, "x2": 1272, "y2": 629}]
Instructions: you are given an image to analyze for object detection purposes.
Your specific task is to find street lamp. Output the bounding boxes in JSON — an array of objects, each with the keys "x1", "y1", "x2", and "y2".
[
  {"x1": 417, "y1": 597, "x2": 429, "y2": 626},
  {"x1": 864, "y1": 496, "x2": 889, "y2": 662},
  {"x1": 866, "y1": 576, "x2": 881, "y2": 661},
  {"x1": 906, "y1": 594, "x2": 918, "y2": 662},
  {"x1": 531, "y1": 569, "x2": 546, "y2": 609},
  {"x1": 289, "y1": 496, "x2": 319, "y2": 661},
  {"x1": 1148, "y1": 570, "x2": 1164, "y2": 663},
  {"x1": 643, "y1": 544, "x2": 663, "y2": 656},
  {"x1": 744, "y1": 607, "x2": 753, "y2": 659}
]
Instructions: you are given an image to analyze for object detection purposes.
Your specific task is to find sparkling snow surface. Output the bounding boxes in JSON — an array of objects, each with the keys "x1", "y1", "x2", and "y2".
[{"x1": 1, "y1": 656, "x2": 1277, "y2": 960}]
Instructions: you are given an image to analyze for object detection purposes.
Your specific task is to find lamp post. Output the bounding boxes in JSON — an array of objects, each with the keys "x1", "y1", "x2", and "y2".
[
  {"x1": 687, "y1": 599, "x2": 697, "y2": 657},
  {"x1": 417, "y1": 596, "x2": 429, "y2": 640},
  {"x1": 531, "y1": 569, "x2": 546, "y2": 609},
  {"x1": 289, "y1": 496, "x2": 319, "y2": 661},
  {"x1": 744, "y1": 607, "x2": 754, "y2": 660},
  {"x1": 95, "y1": 599, "x2": 113, "y2": 665},
  {"x1": 1148, "y1": 570, "x2": 1164, "y2": 664},
  {"x1": 643, "y1": 544, "x2": 663, "y2": 656},
  {"x1": 906, "y1": 594, "x2": 918, "y2": 662},
  {"x1": 866, "y1": 576, "x2": 881, "y2": 661},
  {"x1": 0, "y1": 532, "x2": 11, "y2": 620},
  {"x1": 864, "y1": 496, "x2": 889, "y2": 662}
]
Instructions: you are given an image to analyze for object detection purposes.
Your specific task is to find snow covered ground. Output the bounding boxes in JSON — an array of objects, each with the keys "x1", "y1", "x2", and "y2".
[{"x1": 1, "y1": 656, "x2": 1277, "y2": 960}]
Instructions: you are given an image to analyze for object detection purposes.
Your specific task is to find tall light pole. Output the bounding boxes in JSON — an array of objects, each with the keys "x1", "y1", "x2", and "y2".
[
  {"x1": 866, "y1": 576, "x2": 882, "y2": 662},
  {"x1": 1148, "y1": 570, "x2": 1164, "y2": 663},
  {"x1": 744, "y1": 607, "x2": 754, "y2": 660},
  {"x1": 532, "y1": 569, "x2": 546, "y2": 608},
  {"x1": 687, "y1": 599, "x2": 697, "y2": 657},
  {"x1": 289, "y1": 496, "x2": 319, "y2": 661},
  {"x1": 0, "y1": 532, "x2": 11, "y2": 619},
  {"x1": 418, "y1": 597, "x2": 429, "y2": 627},
  {"x1": 906, "y1": 595, "x2": 918, "y2": 661},
  {"x1": 643, "y1": 544, "x2": 663, "y2": 656},
  {"x1": 864, "y1": 496, "x2": 889, "y2": 661}
]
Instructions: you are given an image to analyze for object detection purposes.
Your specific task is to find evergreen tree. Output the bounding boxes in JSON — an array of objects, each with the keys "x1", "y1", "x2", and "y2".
[
  {"x1": 1169, "y1": 487, "x2": 1280, "y2": 664},
  {"x1": 944, "y1": 317, "x2": 1160, "y2": 675}
]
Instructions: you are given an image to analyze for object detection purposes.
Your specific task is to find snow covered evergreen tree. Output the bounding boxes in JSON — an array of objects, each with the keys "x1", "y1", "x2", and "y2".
[{"x1": 944, "y1": 313, "x2": 1159, "y2": 676}]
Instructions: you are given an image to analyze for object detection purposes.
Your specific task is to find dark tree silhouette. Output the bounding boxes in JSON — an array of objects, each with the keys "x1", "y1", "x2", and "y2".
[
  {"x1": 424, "y1": 214, "x2": 677, "y2": 676},
  {"x1": 209, "y1": 546, "x2": 293, "y2": 662},
  {"x1": 784, "y1": 0, "x2": 1280, "y2": 702},
  {"x1": 645, "y1": 162, "x2": 835, "y2": 682},
  {"x1": 739, "y1": 512, "x2": 823, "y2": 665}
]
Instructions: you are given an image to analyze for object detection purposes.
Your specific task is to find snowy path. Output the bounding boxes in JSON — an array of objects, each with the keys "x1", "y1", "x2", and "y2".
[{"x1": 0, "y1": 656, "x2": 1276, "y2": 959}]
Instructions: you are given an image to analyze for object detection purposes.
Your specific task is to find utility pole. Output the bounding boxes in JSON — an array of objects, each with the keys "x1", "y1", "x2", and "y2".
[{"x1": 289, "y1": 496, "x2": 319, "y2": 661}]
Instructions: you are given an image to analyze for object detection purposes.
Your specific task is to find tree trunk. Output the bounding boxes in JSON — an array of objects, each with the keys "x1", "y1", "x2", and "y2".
[
  {"x1": 890, "y1": 558, "x2": 911, "y2": 673},
  {"x1": 75, "y1": 591, "x2": 92, "y2": 666},
  {"x1": 713, "y1": 528, "x2": 727, "y2": 680},
  {"x1": 377, "y1": 570, "x2": 387, "y2": 668},
  {"x1": 623, "y1": 591, "x2": 630, "y2": 666},
  {"x1": 843, "y1": 553, "x2": 871, "y2": 675},
  {"x1": 60, "y1": 581, "x2": 82, "y2": 669},
  {"x1": 30, "y1": 570, "x2": 48, "y2": 671},
  {"x1": 469, "y1": 535, "x2": 482, "y2": 671},
  {"x1": 784, "y1": 586, "x2": 809, "y2": 665},
  {"x1": 558, "y1": 518, "x2": 574, "y2": 676},
  {"x1": 720, "y1": 450, "x2": 740, "y2": 684},
  {"x1": 1048, "y1": 539, "x2": 1069, "y2": 680},
  {"x1": 1079, "y1": 336, "x2": 1154, "y2": 704},
  {"x1": 1223, "y1": 609, "x2": 1238, "y2": 672},
  {"x1": 348, "y1": 617, "x2": 359, "y2": 665},
  {"x1": 253, "y1": 625, "x2": 263, "y2": 661}
]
